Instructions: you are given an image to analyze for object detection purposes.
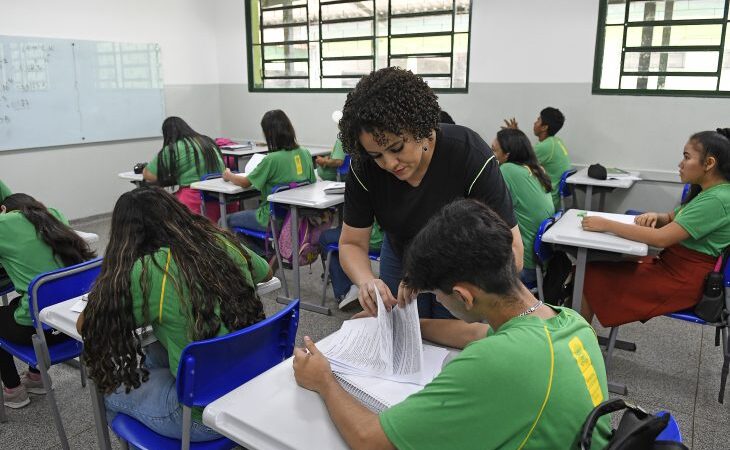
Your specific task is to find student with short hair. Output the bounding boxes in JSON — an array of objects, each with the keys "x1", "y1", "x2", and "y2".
[
  {"x1": 223, "y1": 110, "x2": 316, "y2": 241},
  {"x1": 492, "y1": 128, "x2": 555, "y2": 286},
  {"x1": 504, "y1": 107, "x2": 572, "y2": 209},
  {"x1": 0, "y1": 194, "x2": 95, "y2": 409},
  {"x1": 581, "y1": 130, "x2": 730, "y2": 327},
  {"x1": 79, "y1": 187, "x2": 271, "y2": 442},
  {"x1": 143, "y1": 116, "x2": 232, "y2": 222},
  {"x1": 315, "y1": 139, "x2": 346, "y2": 181},
  {"x1": 293, "y1": 199, "x2": 611, "y2": 449}
]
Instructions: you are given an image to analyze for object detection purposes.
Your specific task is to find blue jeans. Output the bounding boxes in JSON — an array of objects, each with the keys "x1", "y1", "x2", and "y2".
[
  {"x1": 319, "y1": 227, "x2": 381, "y2": 301},
  {"x1": 104, "y1": 342, "x2": 221, "y2": 443},
  {"x1": 379, "y1": 234, "x2": 454, "y2": 319},
  {"x1": 227, "y1": 210, "x2": 269, "y2": 256}
]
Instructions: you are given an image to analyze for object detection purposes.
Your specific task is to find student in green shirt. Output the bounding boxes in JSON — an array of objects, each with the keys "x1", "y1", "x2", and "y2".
[
  {"x1": 504, "y1": 107, "x2": 572, "y2": 209},
  {"x1": 292, "y1": 200, "x2": 611, "y2": 449},
  {"x1": 492, "y1": 128, "x2": 555, "y2": 287},
  {"x1": 0, "y1": 194, "x2": 95, "y2": 409},
  {"x1": 144, "y1": 116, "x2": 231, "y2": 223},
  {"x1": 315, "y1": 139, "x2": 346, "y2": 181},
  {"x1": 223, "y1": 110, "x2": 316, "y2": 249},
  {"x1": 79, "y1": 187, "x2": 271, "y2": 442},
  {"x1": 581, "y1": 130, "x2": 730, "y2": 327}
]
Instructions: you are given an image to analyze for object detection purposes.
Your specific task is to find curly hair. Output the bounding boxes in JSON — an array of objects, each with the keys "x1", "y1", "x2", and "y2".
[
  {"x1": 81, "y1": 187, "x2": 264, "y2": 394},
  {"x1": 338, "y1": 67, "x2": 441, "y2": 166}
]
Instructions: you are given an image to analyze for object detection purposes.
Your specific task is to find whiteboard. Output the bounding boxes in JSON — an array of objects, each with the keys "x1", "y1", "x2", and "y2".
[{"x1": 0, "y1": 36, "x2": 165, "y2": 151}]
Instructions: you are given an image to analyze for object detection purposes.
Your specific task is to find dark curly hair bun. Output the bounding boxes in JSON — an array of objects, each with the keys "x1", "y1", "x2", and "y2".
[{"x1": 338, "y1": 67, "x2": 441, "y2": 165}]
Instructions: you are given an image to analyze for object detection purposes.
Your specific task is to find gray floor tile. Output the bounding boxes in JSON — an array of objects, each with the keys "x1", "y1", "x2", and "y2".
[
  {"x1": 693, "y1": 326, "x2": 730, "y2": 425},
  {"x1": 692, "y1": 416, "x2": 730, "y2": 450}
]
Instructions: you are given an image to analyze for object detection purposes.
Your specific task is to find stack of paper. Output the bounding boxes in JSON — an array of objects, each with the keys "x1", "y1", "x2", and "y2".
[{"x1": 243, "y1": 152, "x2": 266, "y2": 175}]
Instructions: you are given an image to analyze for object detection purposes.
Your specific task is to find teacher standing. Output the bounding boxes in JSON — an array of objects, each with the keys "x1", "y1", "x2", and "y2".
[{"x1": 339, "y1": 67, "x2": 523, "y2": 318}]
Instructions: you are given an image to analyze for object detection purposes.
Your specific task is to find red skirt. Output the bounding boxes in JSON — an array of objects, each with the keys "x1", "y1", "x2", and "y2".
[
  {"x1": 585, "y1": 244, "x2": 717, "y2": 327},
  {"x1": 175, "y1": 187, "x2": 239, "y2": 224}
]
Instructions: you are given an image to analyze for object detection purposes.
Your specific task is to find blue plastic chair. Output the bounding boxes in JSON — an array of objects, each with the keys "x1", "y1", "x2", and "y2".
[
  {"x1": 336, "y1": 154, "x2": 351, "y2": 182},
  {"x1": 321, "y1": 241, "x2": 380, "y2": 306},
  {"x1": 532, "y1": 210, "x2": 564, "y2": 302},
  {"x1": 0, "y1": 257, "x2": 102, "y2": 447},
  {"x1": 558, "y1": 169, "x2": 577, "y2": 211},
  {"x1": 604, "y1": 258, "x2": 730, "y2": 401},
  {"x1": 111, "y1": 299, "x2": 300, "y2": 450},
  {"x1": 655, "y1": 411, "x2": 683, "y2": 442},
  {"x1": 231, "y1": 181, "x2": 311, "y2": 297}
]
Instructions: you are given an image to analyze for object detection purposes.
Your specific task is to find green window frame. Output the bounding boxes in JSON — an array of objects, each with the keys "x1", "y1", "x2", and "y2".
[
  {"x1": 593, "y1": 0, "x2": 730, "y2": 97},
  {"x1": 246, "y1": 0, "x2": 472, "y2": 93}
]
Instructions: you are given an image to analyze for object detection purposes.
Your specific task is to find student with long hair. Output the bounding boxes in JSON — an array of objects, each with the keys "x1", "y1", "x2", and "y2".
[
  {"x1": 492, "y1": 128, "x2": 555, "y2": 286},
  {"x1": 79, "y1": 187, "x2": 271, "y2": 441},
  {"x1": 580, "y1": 130, "x2": 730, "y2": 327},
  {"x1": 0, "y1": 194, "x2": 95, "y2": 408},
  {"x1": 223, "y1": 110, "x2": 316, "y2": 243},
  {"x1": 143, "y1": 116, "x2": 233, "y2": 222}
]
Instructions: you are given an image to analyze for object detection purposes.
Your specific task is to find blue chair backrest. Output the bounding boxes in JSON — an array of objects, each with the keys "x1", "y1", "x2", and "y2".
[
  {"x1": 559, "y1": 169, "x2": 577, "y2": 198},
  {"x1": 268, "y1": 181, "x2": 311, "y2": 220},
  {"x1": 655, "y1": 411, "x2": 682, "y2": 442},
  {"x1": 534, "y1": 211, "x2": 563, "y2": 264},
  {"x1": 680, "y1": 183, "x2": 691, "y2": 203},
  {"x1": 337, "y1": 155, "x2": 351, "y2": 178},
  {"x1": 176, "y1": 299, "x2": 300, "y2": 408},
  {"x1": 28, "y1": 257, "x2": 103, "y2": 330}
]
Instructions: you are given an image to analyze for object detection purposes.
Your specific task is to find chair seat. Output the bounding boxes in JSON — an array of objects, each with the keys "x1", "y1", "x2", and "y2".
[
  {"x1": 112, "y1": 414, "x2": 235, "y2": 450},
  {"x1": 665, "y1": 309, "x2": 708, "y2": 325},
  {"x1": 0, "y1": 336, "x2": 81, "y2": 367}
]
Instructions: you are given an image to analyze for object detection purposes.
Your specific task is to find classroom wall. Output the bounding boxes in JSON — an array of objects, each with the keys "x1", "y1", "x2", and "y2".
[
  {"x1": 1, "y1": 0, "x2": 723, "y2": 218},
  {"x1": 0, "y1": 0, "x2": 225, "y2": 219}
]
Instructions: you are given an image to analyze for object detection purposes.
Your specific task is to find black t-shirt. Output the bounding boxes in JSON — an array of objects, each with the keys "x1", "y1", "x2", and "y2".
[{"x1": 344, "y1": 124, "x2": 516, "y2": 257}]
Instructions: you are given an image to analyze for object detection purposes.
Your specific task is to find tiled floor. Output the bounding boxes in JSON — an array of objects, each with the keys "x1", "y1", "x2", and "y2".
[{"x1": 1, "y1": 215, "x2": 728, "y2": 449}]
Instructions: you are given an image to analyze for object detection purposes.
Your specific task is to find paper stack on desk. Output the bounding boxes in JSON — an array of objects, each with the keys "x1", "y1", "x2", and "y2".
[{"x1": 318, "y1": 290, "x2": 449, "y2": 412}]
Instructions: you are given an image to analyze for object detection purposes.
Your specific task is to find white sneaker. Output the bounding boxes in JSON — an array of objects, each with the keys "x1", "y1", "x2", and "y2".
[
  {"x1": 339, "y1": 285, "x2": 360, "y2": 311},
  {"x1": 3, "y1": 385, "x2": 30, "y2": 409}
]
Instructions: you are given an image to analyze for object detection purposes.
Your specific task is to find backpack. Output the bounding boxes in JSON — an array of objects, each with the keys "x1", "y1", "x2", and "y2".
[
  {"x1": 277, "y1": 209, "x2": 333, "y2": 266},
  {"x1": 542, "y1": 250, "x2": 573, "y2": 306}
]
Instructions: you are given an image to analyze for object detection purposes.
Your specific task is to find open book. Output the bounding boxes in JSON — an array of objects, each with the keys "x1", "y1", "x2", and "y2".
[
  {"x1": 243, "y1": 152, "x2": 266, "y2": 175},
  {"x1": 319, "y1": 290, "x2": 449, "y2": 412}
]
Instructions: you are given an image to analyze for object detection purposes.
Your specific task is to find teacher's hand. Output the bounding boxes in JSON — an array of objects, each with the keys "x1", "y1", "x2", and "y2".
[
  {"x1": 397, "y1": 281, "x2": 418, "y2": 308},
  {"x1": 358, "y1": 278, "x2": 397, "y2": 316}
]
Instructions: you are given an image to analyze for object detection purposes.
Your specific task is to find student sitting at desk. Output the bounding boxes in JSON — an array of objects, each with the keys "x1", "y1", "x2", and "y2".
[
  {"x1": 315, "y1": 138, "x2": 346, "y2": 181},
  {"x1": 492, "y1": 128, "x2": 555, "y2": 287},
  {"x1": 0, "y1": 194, "x2": 95, "y2": 409},
  {"x1": 580, "y1": 130, "x2": 730, "y2": 327},
  {"x1": 293, "y1": 200, "x2": 611, "y2": 449},
  {"x1": 504, "y1": 107, "x2": 572, "y2": 209},
  {"x1": 79, "y1": 187, "x2": 271, "y2": 442},
  {"x1": 223, "y1": 110, "x2": 316, "y2": 250},
  {"x1": 143, "y1": 116, "x2": 234, "y2": 223}
]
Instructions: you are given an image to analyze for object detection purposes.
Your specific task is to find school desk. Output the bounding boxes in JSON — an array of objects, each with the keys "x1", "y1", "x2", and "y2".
[
  {"x1": 267, "y1": 181, "x2": 345, "y2": 315},
  {"x1": 566, "y1": 168, "x2": 641, "y2": 211},
  {"x1": 189, "y1": 177, "x2": 257, "y2": 230},
  {"x1": 117, "y1": 171, "x2": 144, "y2": 187}
]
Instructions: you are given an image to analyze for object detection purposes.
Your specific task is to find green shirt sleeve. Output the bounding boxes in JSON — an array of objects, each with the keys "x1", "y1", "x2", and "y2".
[
  {"x1": 247, "y1": 154, "x2": 274, "y2": 191},
  {"x1": 674, "y1": 194, "x2": 730, "y2": 241},
  {"x1": 0, "y1": 179, "x2": 12, "y2": 202}
]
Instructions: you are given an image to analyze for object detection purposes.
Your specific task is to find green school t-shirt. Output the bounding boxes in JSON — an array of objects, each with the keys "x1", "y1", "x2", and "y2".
[
  {"x1": 369, "y1": 221, "x2": 383, "y2": 250},
  {"x1": 0, "y1": 208, "x2": 69, "y2": 326},
  {"x1": 499, "y1": 163, "x2": 555, "y2": 269},
  {"x1": 380, "y1": 306, "x2": 611, "y2": 450},
  {"x1": 534, "y1": 136, "x2": 572, "y2": 209},
  {"x1": 0, "y1": 179, "x2": 11, "y2": 202},
  {"x1": 317, "y1": 139, "x2": 346, "y2": 181},
  {"x1": 130, "y1": 241, "x2": 269, "y2": 421},
  {"x1": 673, "y1": 182, "x2": 730, "y2": 257},
  {"x1": 247, "y1": 147, "x2": 317, "y2": 226},
  {"x1": 146, "y1": 138, "x2": 224, "y2": 186}
]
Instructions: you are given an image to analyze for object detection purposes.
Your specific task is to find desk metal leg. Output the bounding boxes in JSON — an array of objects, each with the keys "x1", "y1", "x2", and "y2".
[
  {"x1": 570, "y1": 247, "x2": 587, "y2": 314},
  {"x1": 583, "y1": 185, "x2": 593, "y2": 210},
  {"x1": 89, "y1": 377, "x2": 113, "y2": 450},
  {"x1": 218, "y1": 193, "x2": 228, "y2": 230},
  {"x1": 598, "y1": 191, "x2": 607, "y2": 212}
]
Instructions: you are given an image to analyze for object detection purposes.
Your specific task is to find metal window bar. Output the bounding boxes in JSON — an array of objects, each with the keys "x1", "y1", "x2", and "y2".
[
  {"x1": 259, "y1": 1, "x2": 311, "y2": 87},
  {"x1": 615, "y1": 0, "x2": 730, "y2": 92}
]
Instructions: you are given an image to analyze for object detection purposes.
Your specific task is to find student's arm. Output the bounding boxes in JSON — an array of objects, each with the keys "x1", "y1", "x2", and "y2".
[
  {"x1": 293, "y1": 337, "x2": 395, "y2": 450},
  {"x1": 582, "y1": 216, "x2": 689, "y2": 248},
  {"x1": 76, "y1": 311, "x2": 85, "y2": 334},
  {"x1": 340, "y1": 224, "x2": 397, "y2": 315},
  {"x1": 634, "y1": 211, "x2": 675, "y2": 229},
  {"x1": 317, "y1": 156, "x2": 344, "y2": 168},
  {"x1": 222, "y1": 168, "x2": 252, "y2": 188},
  {"x1": 142, "y1": 167, "x2": 157, "y2": 183},
  {"x1": 420, "y1": 319, "x2": 488, "y2": 350},
  {"x1": 510, "y1": 225, "x2": 524, "y2": 272}
]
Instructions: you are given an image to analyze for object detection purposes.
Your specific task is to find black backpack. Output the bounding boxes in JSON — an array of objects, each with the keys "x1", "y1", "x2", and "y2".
[{"x1": 542, "y1": 250, "x2": 573, "y2": 306}]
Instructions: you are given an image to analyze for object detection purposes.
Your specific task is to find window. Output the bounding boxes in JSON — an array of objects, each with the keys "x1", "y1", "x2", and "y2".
[
  {"x1": 593, "y1": 0, "x2": 730, "y2": 96},
  {"x1": 246, "y1": 0, "x2": 472, "y2": 92}
]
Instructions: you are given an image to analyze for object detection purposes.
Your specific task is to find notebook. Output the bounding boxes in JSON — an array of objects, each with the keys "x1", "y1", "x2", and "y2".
[{"x1": 324, "y1": 181, "x2": 345, "y2": 195}]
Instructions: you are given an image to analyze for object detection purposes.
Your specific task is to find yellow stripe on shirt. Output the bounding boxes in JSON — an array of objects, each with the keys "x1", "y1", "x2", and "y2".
[
  {"x1": 517, "y1": 325, "x2": 555, "y2": 450},
  {"x1": 158, "y1": 248, "x2": 172, "y2": 323}
]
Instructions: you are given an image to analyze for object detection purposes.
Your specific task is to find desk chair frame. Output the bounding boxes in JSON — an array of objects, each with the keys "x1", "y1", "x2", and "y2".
[
  {"x1": 0, "y1": 258, "x2": 102, "y2": 449},
  {"x1": 559, "y1": 169, "x2": 577, "y2": 211},
  {"x1": 533, "y1": 211, "x2": 564, "y2": 303}
]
